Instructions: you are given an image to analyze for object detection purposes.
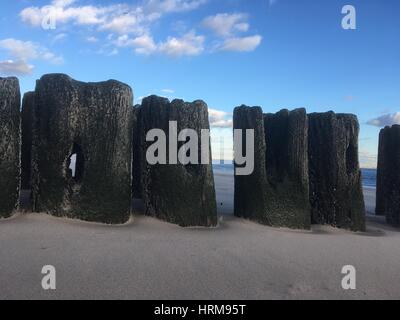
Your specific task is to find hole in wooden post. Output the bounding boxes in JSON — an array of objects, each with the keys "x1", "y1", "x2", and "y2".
[{"x1": 67, "y1": 142, "x2": 85, "y2": 182}]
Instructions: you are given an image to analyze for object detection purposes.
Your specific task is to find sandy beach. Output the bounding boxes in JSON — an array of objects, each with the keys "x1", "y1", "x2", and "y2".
[{"x1": 0, "y1": 172, "x2": 399, "y2": 300}]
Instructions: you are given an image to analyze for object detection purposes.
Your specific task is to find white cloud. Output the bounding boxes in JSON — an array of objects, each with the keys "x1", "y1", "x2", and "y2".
[
  {"x1": 19, "y1": 1, "x2": 263, "y2": 58},
  {"x1": 202, "y1": 12, "x2": 262, "y2": 54},
  {"x1": 234, "y1": 22, "x2": 250, "y2": 33},
  {"x1": 114, "y1": 34, "x2": 130, "y2": 47},
  {"x1": 131, "y1": 35, "x2": 158, "y2": 55},
  {"x1": 53, "y1": 33, "x2": 67, "y2": 43},
  {"x1": 19, "y1": 7, "x2": 43, "y2": 26},
  {"x1": 161, "y1": 88, "x2": 175, "y2": 94},
  {"x1": 97, "y1": 47, "x2": 119, "y2": 56},
  {"x1": 367, "y1": 112, "x2": 400, "y2": 127},
  {"x1": 359, "y1": 150, "x2": 378, "y2": 169},
  {"x1": 20, "y1": 2, "x2": 109, "y2": 27},
  {"x1": 0, "y1": 38, "x2": 63, "y2": 65},
  {"x1": 20, "y1": 0, "x2": 207, "y2": 35},
  {"x1": 209, "y1": 108, "x2": 234, "y2": 160},
  {"x1": 159, "y1": 31, "x2": 204, "y2": 57},
  {"x1": 145, "y1": 0, "x2": 207, "y2": 14},
  {"x1": 115, "y1": 31, "x2": 204, "y2": 56},
  {"x1": 209, "y1": 108, "x2": 233, "y2": 128},
  {"x1": 41, "y1": 51, "x2": 64, "y2": 64},
  {"x1": 202, "y1": 13, "x2": 249, "y2": 37},
  {"x1": 114, "y1": 34, "x2": 157, "y2": 54},
  {"x1": 86, "y1": 36, "x2": 99, "y2": 43},
  {"x1": 99, "y1": 11, "x2": 145, "y2": 34},
  {"x1": 0, "y1": 38, "x2": 39, "y2": 61},
  {"x1": 0, "y1": 60, "x2": 34, "y2": 76},
  {"x1": 219, "y1": 35, "x2": 262, "y2": 52},
  {"x1": 52, "y1": 0, "x2": 77, "y2": 7}
]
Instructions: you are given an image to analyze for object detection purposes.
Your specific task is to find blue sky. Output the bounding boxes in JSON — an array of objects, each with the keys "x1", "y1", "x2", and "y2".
[{"x1": 1, "y1": 0, "x2": 399, "y2": 167}]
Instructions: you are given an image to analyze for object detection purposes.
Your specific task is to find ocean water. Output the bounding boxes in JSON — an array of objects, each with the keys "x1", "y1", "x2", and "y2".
[
  {"x1": 361, "y1": 168, "x2": 377, "y2": 188},
  {"x1": 212, "y1": 162, "x2": 377, "y2": 189}
]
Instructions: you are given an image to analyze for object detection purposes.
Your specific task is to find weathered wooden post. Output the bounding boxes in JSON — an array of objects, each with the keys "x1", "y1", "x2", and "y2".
[
  {"x1": 233, "y1": 106, "x2": 269, "y2": 224},
  {"x1": 234, "y1": 106, "x2": 310, "y2": 229},
  {"x1": 31, "y1": 74, "x2": 133, "y2": 224},
  {"x1": 308, "y1": 112, "x2": 365, "y2": 231},
  {"x1": 0, "y1": 77, "x2": 21, "y2": 218},
  {"x1": 264, "y1": 109, "x2": 310, "y2": 229},
  {"x1": 139, "y1": 95, "x2": 217, "y2": 227},
  {"x1": 376, "y1": 125, "x2": 400, "y2": 226}
]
